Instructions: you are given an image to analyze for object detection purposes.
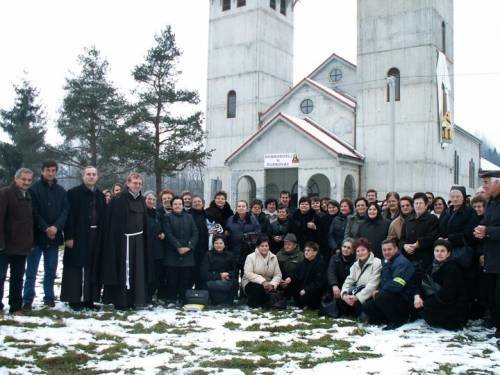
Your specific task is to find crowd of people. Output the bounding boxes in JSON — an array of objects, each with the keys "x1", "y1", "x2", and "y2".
[{"x1": 1, "y1": 160, "x2": 500, "y2": 342}]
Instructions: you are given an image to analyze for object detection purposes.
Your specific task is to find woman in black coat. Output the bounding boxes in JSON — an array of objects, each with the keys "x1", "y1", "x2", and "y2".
[
  {"x1": 188, "y1": 196, "x2": 210, "y2": 289},
  {"x1": 287, "y1": 197, "x2": 320, "y2": 249},
  {"x1": 414, "y1": 239, "x2": 468, "y2": 330},
  {"x1": 163, "y1": 197, "x2": 199, "y2": 304},
  {"x1": 318, "y1": 200, "x2": 340, "y2": 265},
  {"x1": 289, "y1": 241, "x2": 326, "y2": 309},
  {"x1": 357, "y1": 202, "x2": 390, "y2": 259},
  {"x1": 328, "y1": 198, "x2": 353, "y2": 254},
  {"x1": 327, "y1": 237, "x2": 356, "y2": 300},
  {"x1": 144, "y1": 192, "x2": 165, "y2": 302},
  {"x1": 200, "y1": 235, "x2": 237, "y2": 305}
]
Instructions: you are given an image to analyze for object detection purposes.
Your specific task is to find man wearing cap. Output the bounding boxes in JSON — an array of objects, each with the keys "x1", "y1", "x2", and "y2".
[
  {"x1": 475, "y1": 170, "x2": 500, "y2": 343},
  {"x1": 276, "y1": 233, "x2": 304, "y2": 296}
]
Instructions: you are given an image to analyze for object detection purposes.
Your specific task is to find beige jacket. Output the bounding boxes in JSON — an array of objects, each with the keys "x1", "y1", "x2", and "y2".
[
  {"x1": 387, "y1": 215, "x2": 404, "y2": 241},
  {"x1": 242, "y1": 249, "x2": 282, "y2": 290},
  {"x1": 341, "y1": 252, "x2": 382, "y2": 304}
]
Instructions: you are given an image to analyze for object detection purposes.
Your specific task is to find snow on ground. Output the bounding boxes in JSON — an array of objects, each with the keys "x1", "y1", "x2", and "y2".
[{"x1": 1, "y1": 254, "x2": 499, "y2": 374}]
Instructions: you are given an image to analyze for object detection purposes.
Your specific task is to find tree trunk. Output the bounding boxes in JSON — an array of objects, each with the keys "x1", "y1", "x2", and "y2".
[{"x1": 154, "y1": 102, "x2": 162, "y2": 194}]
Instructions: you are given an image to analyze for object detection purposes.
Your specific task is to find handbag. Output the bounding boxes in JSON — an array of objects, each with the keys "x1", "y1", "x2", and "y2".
[
  {"x1": 451, "y1": 242, "x2": 473, "y2": 269},
  {"x1": 184, "y1": 289, "x2": 210, "y2": 305},
  {"x1": 266, "y1": 290, "x2": 287, "y2": 309},
  {"x1": 347, "y1": 284, "x2": 365, "y2": 295},
  {"x1": 319, "y1": 295, "x2": 339, "y2": 318},
  {"x1": 421, "y1": 274, "x2": 441, "y2": 297}
]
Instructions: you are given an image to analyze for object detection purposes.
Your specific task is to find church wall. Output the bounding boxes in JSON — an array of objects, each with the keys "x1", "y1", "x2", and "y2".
[
  {"x1": 308, "y1": 58, "x2": 358, "y2": 99},
  {"x1": 260, "y1": 85, "x2": 355, "y2": 145}
]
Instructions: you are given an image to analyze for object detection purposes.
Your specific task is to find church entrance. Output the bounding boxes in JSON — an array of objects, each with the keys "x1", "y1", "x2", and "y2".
[{"x1": 265, "y1": 168, "x2": 298, "y2": 202}]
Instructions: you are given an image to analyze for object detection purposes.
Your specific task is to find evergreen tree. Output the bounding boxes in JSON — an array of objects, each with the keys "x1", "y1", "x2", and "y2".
[
  {"x1": 56, "y1": 47, "x2": 130, "y2": 180},
  {"x1": 0, "y1": 78, "x2": 47, "y2": 184},
  {"x1": 129, "y1": 26, "x2": 211, "y2": 193}
]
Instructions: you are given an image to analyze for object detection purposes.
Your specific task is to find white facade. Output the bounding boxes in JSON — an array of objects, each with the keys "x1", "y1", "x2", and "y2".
[
  {"x1": 205, "y1": 0, "x2": 294, "y2": 203},
  {"x1": 205, "y1": 0, "x2": 481, "y2": 205}
]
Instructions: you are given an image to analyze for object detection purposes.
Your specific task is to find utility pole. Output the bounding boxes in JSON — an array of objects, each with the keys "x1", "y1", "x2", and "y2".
[{"x1": 386, "y1": 75, "x2": 396, "y2": 192}]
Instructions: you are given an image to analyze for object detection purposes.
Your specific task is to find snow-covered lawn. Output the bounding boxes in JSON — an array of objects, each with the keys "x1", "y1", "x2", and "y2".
[{"x1": 1, "y1": 256, "x2": 499, "y2": 374}]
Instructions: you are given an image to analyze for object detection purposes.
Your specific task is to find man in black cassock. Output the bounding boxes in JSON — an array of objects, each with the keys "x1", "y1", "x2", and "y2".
[
  {"x1": 101, "y1": 172, "x2": 153, "y2": 309},
  {"x1": 61, "y1": 166, "x2": 105, "y2": 309}
]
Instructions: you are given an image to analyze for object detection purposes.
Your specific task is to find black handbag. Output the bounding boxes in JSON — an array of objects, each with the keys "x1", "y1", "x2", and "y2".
[
  {"x1": 266, "y1": 290, "x2": 287, "y2": 309},
  {"x1": 319, "y1": 295, "x2": 339, "y2": 318},
  {"x1": 451, "y1": 242, "x2": 473, "y2": 269},
  {"x1": 421, "y1": 274, "x2": 441, "y2": 297},
  {"x1": 185, "y1": 289, "x2": 210, "y2": 305},
  {"x1": 347, "y1": 284, "x2": 365, "y2": 295}
]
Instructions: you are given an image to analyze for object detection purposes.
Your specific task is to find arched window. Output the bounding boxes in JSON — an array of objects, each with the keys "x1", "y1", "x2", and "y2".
[
  {"x1": 386, "y1": 67, "x2": 400, "y2": 102},
  {"x1": 280, "y1": 0, "x2": 286, "y2": 15},
  {"x1": 270, "y1": 0, "x2": 276, "y2": 9},
  {"x1": 237, "y1": 0, "x2": 246, "y2": 7},
  {"x1": 222, "y1": 0, "x2": 231, "y2": 11},
  {"x1": 454, "y1": 150, "x2": 460, "y2": 184},
  {"x1": 441, "y1": 21, "x2": 446, "y2": 54},
  {"x1": 227, "y1": 90, "x2": 236, "y2": 118}
]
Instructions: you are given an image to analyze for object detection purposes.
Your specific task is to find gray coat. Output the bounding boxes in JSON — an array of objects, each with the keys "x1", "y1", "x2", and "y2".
[{"x1": 163, "y1": 211, "x2": 199, "y2": 267}]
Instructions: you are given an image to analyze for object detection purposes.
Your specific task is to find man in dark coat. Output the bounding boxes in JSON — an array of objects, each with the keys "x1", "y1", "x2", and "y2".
[
  {"x1": 61, "y1": 166, "x2": 106, "y2": 309},
  {"x1": 400, "y1": 192, "x2": 439, "y2": 270},
  {"x1": 363, "y1": 239, "x2": 415, "y2": 329},
  {"x1": 0, "y1": 168, "x2": 34, "y2": 313},
  {"x1": 23, "y1": 160, "x2": 69, "y2": 309},
  {"x1": 101, "y1": 172, "x2": 153, "y2": 309},
  {"x1": 269, "y1": 205, "x2": 290, "y2": 254},
  {"x1": 475, "y1": 170, "x2": 500, "y2": 343}
]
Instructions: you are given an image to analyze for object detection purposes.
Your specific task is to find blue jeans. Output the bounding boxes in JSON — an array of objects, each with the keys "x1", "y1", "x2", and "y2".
[{"x1": 23, "y1": 245, "x2": 59, "y2": 304}]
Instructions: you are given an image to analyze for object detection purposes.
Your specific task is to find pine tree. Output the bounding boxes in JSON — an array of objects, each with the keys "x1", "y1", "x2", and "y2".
[
  {"x1": 56, "y1": 47, "x2": 130, "y2": 180},
  {"x1": 129, "y1": 26, "x2": 211, "y2": 193},
  {"x1": 0, "y1": 78, "x2": 47, "y2": 185}
]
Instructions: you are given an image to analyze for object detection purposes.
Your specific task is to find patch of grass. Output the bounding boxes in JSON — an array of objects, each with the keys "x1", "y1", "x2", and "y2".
[
  {"x1": 356, "y1": 345, "x2": 372, "y2": 351},
  {"x1": 99, "y1": 342, "x2": 131, "y2": 361},
  {"x1": 3, "y1": 335, "x2": 35, "y2": 344},
  {"x1": 349, "y1": 327, "x2": 368, "y2": 336},
  {"x1": 299, "y1": 351, "x2": 382, "y2": 368},
  {"x1": 74, "y1": 342, "x2": 99, "y2": 354},
  {"x1": 36, "y1": 351, "x2": 91, "y2": 373},
  {"x1": 94, "y1": 332, "x2": 121, "y2": 341},
  {"x1": 199, "y1": 357, "x2": 278, "y2": 375},
  {"x1": 223, "y1": 321, "x2": 241, "y2": 330},
  {"x1": 147, "y1": 346, "x2": 175, "y2": 355},
  {"x1": 462, "y1": 370, "x2": 494, "y2": 375},
  {"x1": 0, "y1": 355, "x2": 26, "y2": 368},
  {"x1": 0, "y1": 318, "x2": 46, "y2": 328},
  {"x1": 432, "y1": 362, "x2": 460, "y2": 375},
  {"x1": 308, "y1": 335, "x2": 351, "y2": 350}
]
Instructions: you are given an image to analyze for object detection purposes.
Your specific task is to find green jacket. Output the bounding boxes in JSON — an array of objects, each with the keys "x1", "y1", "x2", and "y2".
[{"x1": 276, "y1": 246, "x2": 304, "y2": 278}]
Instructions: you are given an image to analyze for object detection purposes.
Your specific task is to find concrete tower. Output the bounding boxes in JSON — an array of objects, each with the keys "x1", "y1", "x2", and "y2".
[
  {"x1": 205, "y1": 0, "x2": 294, "y2": 202},
  {"x1": 356, "y1": 0, "x2": 455, "y2": 196}
]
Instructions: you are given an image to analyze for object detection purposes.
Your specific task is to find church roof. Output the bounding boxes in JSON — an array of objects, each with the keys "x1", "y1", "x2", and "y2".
[
  {"x1": 260, "y1": 77, "x2": 355, "y2": 121},
  {"x1": 306, "y1": 52, "x2": 357, "y2": 78},
  {"x1": 225, "y1": 112, "x2": 364, "y2": 165}
]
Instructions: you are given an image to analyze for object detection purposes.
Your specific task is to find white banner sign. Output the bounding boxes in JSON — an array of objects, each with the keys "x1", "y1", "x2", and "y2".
[{"x1": 264, "y1": 153, "x2": 299, "y2": 169}]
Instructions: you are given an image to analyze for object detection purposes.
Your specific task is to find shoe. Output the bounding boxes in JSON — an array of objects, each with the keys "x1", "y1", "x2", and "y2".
[
  {"x1": 69, "y1": 302, "x2": 83, "y2": 311},
  {"x1": 483, "y1": 319, "x2": 495, "y2": 329},
  {"x1": 9, "y1": 308, "x2": 23, "y2": 315},
  {"x1": 487, "y1": 330, "x2": 500, "y2": 339},
  {"x1": 382, "y1": 323, "x2": 401, "y2": 331},
  {"x1": 358, "y1": 312, "x2": 369, "y2": 324},
  {"x1": 22, "y1": 303, "x2": 32, "y2": 311},
  {"x1": 44, "y1": 300, "x2": 55, "y2": 308},
  {"x1": 497, "y1": 339, "x2": 500, "y2": 346}
]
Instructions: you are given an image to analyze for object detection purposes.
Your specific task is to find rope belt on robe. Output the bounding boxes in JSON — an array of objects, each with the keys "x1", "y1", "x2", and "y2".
[{"x1": 124, "y1": 231, "x2": 143, "y2": 290}]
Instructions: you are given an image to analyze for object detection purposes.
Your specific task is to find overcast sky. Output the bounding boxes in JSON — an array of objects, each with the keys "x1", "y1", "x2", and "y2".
[{"x1": 1, "y1": 0, "x2": 499, "y2": 147}]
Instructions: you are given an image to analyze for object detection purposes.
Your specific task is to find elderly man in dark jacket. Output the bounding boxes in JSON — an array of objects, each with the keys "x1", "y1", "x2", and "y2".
[
  {"x1": 0, "y1": 168, "x2": 34, "y2": 313},
  {"x1": 60, "y1": 166, "x2": 106, "y2": 309},
  {"x1": 475, "y1": 170, "x2": 500, "y2": 343},
  {"x1": 23, "y1": 160, "x2": 69, "y2": 309},
  {"x1": 163, "y1": 196, "x2": 198, "y2": 304},
  {"x1": 363, "y1": 239, "x2": 415, "y2": 329}
]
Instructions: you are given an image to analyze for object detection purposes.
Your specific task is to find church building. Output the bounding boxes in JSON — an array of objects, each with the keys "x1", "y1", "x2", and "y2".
[{"x1": 204, "y1": 0, "x2": 481, "y2": 205}]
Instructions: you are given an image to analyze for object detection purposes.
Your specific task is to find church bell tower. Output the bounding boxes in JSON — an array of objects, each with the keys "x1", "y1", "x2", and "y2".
[
  {"x1": 356, "y1": 0, "x2": 455, "y2": 195},
  {"x1": 204, "y1": 0, "x2": 295, "y2": 202}
]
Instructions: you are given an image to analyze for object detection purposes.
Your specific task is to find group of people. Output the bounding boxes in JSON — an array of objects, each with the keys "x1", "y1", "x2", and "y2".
[{"x1": 1, "y1": 161, "x2": 500, "y2": 341}]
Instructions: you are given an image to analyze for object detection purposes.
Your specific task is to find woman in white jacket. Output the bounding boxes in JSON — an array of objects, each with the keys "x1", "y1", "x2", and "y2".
[
  {"x1": 340, "y1": 237, "x2": 382, "y2": 316},
  {"x1": 242, "y1": 237, "x2": 282, "y2": 307}
]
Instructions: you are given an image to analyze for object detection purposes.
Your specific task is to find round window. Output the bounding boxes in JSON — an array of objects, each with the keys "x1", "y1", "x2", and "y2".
[
  {"x1": 300, "y1": 99, "x2": 314, "y2": 114},
  {"x1": 329, "y1": 68, "x2": 343, "y2": 82}
]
